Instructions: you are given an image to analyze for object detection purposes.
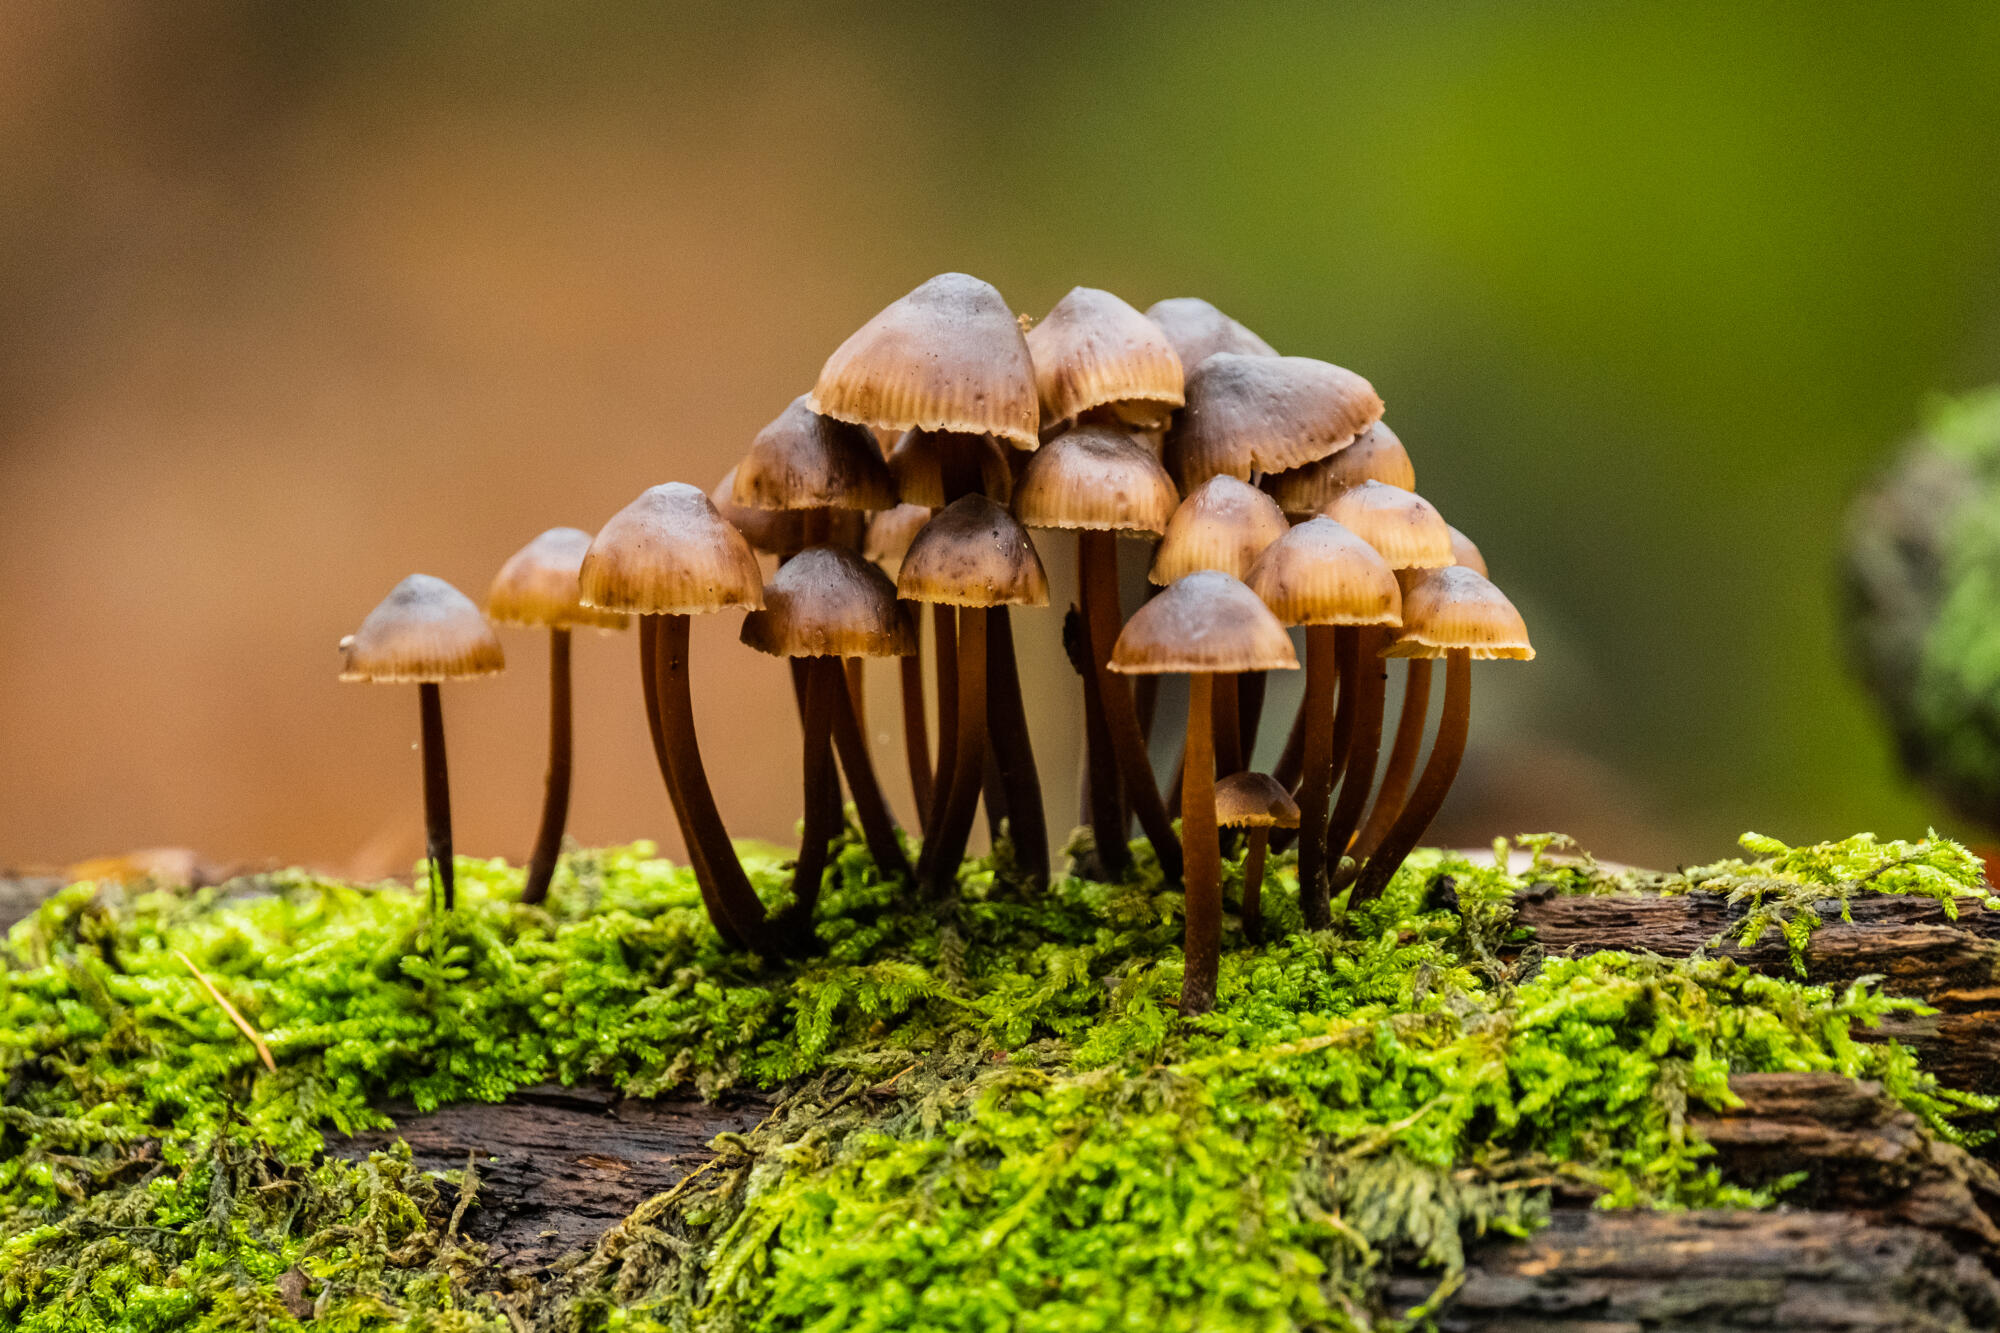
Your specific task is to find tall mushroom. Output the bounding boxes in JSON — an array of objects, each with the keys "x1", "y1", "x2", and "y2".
[
  {"x1": 339, "y1": 574, "x2": 504, "y2": 912},
  {"x1": 1243, "y1": 517, "x2": 1402, "y2": 927},
  {"x1": 1214, "y1": 771, "x2": 1299, "y2": 941},
  {"x1": 1013, "y1": 424, "x2": 1183, "y2": 878},
  {"x1": 487, "y1": 528, "x2": 629, "y2": 906},
  {"x1": 580, "y1": 483, "x2": 773, "y2": 952},
  {"x1": 1110, "y1": 570, "x2": 1297, "y2": 1015},
  {"x1": 1027, "y1": 286, "x2": 1185, "y2": 437},
  {"x1": 897, "y1": 494, "x2": 1048, "y2": 894},
  {"x1": 1162, "y1": 353, "x2": 1382, "y2": 494},
  {"x1": 1349, "y1": 567, "x2": 1533, "y2": 903}
]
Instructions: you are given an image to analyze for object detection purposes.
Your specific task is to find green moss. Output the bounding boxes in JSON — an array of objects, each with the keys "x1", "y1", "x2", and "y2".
[{"x1": 1, "y1": 831, "x2": 1993, "y2": 1331}]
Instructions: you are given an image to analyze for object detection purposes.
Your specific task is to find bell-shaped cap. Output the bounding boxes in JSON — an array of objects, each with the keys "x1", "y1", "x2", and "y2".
[
  {"x1": 712, "y1": 466, "x2": 806, "y2": 556},
  {"x1": 1244, "y1": 517, "x2": 1402, "y2": 628},
  {"x1": 1447, "y1": 525, "x2": 1488, "y2": 578},
  {"x1": 864, "y1": 503, "x2": 931, "y2": 577},
  {"x1": 1322, "y1": 480, "x2": 1453, "y2": 570},
  {"x1": 1162, "y1": 354, "x2": 1384, "y2": 492},
  {"x1": 733, "y1": 396, "x2": 896, "y2": 512},
  {"x1": 889, "y1": 429, "x2": 1014, "y2": 508},
  {"x1": 810, "y1": 273, "x2": 1039, "y2": 450},
  {"x1": 896, "y1": 494, "x2": 1049, "y2": 608},
  {"x1": 1110, "y1": 570, "x2": 1298, "y2": 675},
  {"x1": 1262, "y1": 422, "x2": 1416, "y2": 516},
  {"x1": 740, "y1": 545, "x2": 916, "y2": 659},
  {"x1": 1027, "y1": 286, "x2": 1184, "y2": 432},
  {"x1": 1385, "y1": 566, "x2": 1533, "y2": 660},
  {"x1": 488, "y1": 528, "x2": 630, "y2": 631},
  {"x1": 1149, "y1": 475, "x2": 1290, "y2": 584},
  {"x1": 341, "y1": 574, "x2": 505, "y2": 683},
  {"x1": 1012, "y1": 424, "x2": 1180, "y2": 535},
  {"x1": 1214, "y1": 771, "x2": 1301, "y2": 829},
  {"x1": 1144, "y1": 297, "x2": 1277, "y2": 377},
  {"x1": 581, "y1": 483, "x2": 765, "y2": 616}
]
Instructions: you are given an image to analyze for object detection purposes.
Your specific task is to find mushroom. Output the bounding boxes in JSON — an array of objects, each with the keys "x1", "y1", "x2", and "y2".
[
  {"x1": 1262, "y1": 422, "x2": 1417, "y2": 516},
  {"x1": 1144, "y1": 297, "x2": 1278, "y2": 373},
  {"x1": 1447, "y1": 525, "x2": 1488, "y2": 576},
  {"x1": 1026, "y1": 286, "x2": 1185, "y2": 435},
  {"x1": 897, "y1": 494, "x2": 1048, "y2": 893},
  {"x1": 580, "y1": 483, "x2": 773, "y2": 951},
  {"x1": 339, "y1": 574, "x2": 504, "y2": 911},
  {"x1": 1348, "y1": 567, "x2": 1533, "y2": 903},
  {"x1": 1243, "y1": 517, "x2": 1401, "y2": 927},
  {"x1": 486, "y1": 528, "x2": 629, "y2": 906},
  {"x1": 889, "y1": 430, "x2": 1014, "y2": 508},
  {"x1": 1162, "y1": 353, "x2": 1383, "y2": 493},
  {"x1": 1013, "y1": 424, "x2": 1183, "y2": 878},
  {"x1": 1214, "y1": 771, "x2": 1299, "y2": 941},
  {"x1": 741, "y1": 546, "x2": 917, "y2": 944},
  {"x1": 1110, "y1": 570, "x2": 1297, "y2": 1014}
]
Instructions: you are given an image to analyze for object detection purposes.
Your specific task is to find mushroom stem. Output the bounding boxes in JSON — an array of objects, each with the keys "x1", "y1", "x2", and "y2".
[
  {"x1": 1351, "y1": 659, "x2": 1434, "y2": 864},
  {"x1": 930, "y1": 604, "x2": 958, "y2": 838},
  {"x1": 655, "y1": 613, "x2": 775, "y2": 951},
  {"x1": 899, "y1": 638, "x2": 933, "y2": 828},
  {"x1": 1182, "y1": 672, "x2": 1221, "y2": 1015},
  {"x1": 1077, "y1": 629, "x2": 1128, "y2": 875},
  {"x1": 1236, "y1": 670, "x2": 1267, "y2": 769},
  {"x1": 920, "y1": 605, "x2": 987, "y2": 894},
  {"x1": 986, "y1": 606, "x2": 1049, "y2": 884},
  {"x1": 829, "y1": 661, "x2": 913, "y2": 883},
  {"x1": 1295, "y1": 625, "x2": 1344, "y2": 928},
  {"x1": 521, "y1": 627, "x2": 572, "y2": 906},
  {"x1": 418, "y1": 682, "x2": 455, "y2": 912},
  {"x1": 779, "y1": 655, "x2": 842, "y2": 949},
  {"x1": 1322, "y1": 625, "x2": 1387, "y2": 894},
  {"x1": 1081, "y1": 530, "x2": 1180, "y2": 880},
  {"x1": 845, "y1": 658, "x2": 867, "y2": 733},
  {"x1": 1241, "y1": 826, "x2": 1269, "y2": 943},
  {"x1": 1213, "y1": 674, "x2": 1244, "y2": 777},
  {"x1": 638, "y1": 618, "x2": 729, "y2": 944},
  {"x1": 1268, "y1": 687, "x2": 1313, "y2": 855},
  {"x1": 1350, "y1": 650, "x2": 1470, "y2": 905}
]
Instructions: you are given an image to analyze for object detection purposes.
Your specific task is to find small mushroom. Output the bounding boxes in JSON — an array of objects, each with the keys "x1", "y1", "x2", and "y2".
[
  {"x1": 340, "y1": 575, "x2": 504, "y2": 912},
  {"x1": 487, "y1": 528, "x2": 629, "y2": 906},
  {"x1": 1215, "y1": 771, "x2": 1299, "y2": 941},
  {"x1": 1144, "y1": 297, "x2": 1278, "y2": 374},
  {"x1": 1026, "y1": 287, "x2": 1185, "y2": 435},
  {"x1": 1162, "y1": 353, "x2": 1383, "y2": 492},
  {"x1": 1262, "y1": 422, "x2": 1417, "y2": 516},
  {"x1": 1447, "y1": 525, "x2": 1488, "y2": 577},
  {"x1": 1110, "y1": 570, "x2": 1297, "y2": 1014}
]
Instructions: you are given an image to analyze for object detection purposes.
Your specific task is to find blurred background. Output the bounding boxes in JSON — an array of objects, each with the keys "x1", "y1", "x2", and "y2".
[{"x1": 4, "y1": 1, "x2": 1999, "y2": 878}]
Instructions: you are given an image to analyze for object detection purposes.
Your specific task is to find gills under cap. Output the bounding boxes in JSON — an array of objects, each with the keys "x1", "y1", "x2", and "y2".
[
  {"x1": 733, "y1": 396, "x2": 896, "y2": 512},
  {"x1": 1385, "y1": 566, "x2": 1533, "y2": 661},
  {"x1": 896, "y1": 493, "x2": 1049, "y2": 608},
  {"x1": 1244, "y1": 517, "x2": 1402, "y2": 628},
  {"x1": 1109, "y1": 570, "x2": 1299, "y2": 675},
  {"x1": 1263, "y1": 422, "x2": 1416, "y2": 515},
  {"x1": 1321, "y1": 480, "x2": 1454, "y2": 571},
  {"x1": 1144, "y1": 297, "x2": 1278, "y2": 377},
  {"x1": 488, "y1": 528, "x2": 630, "y2": 631},
  {"x1": 1214, "y1": 771, "x2": 1302, "y2": 829},
  {"x1": 1026, "y1": 286, "x2": 1184, "y2": 432},
  {"x1": 1012, "y1": 424, "x2": 1180, "y2": 535},
  {"x1": 1149, "y1": 475, "x2": 1290, "y2": 584},
  {"x1": 1163, "y1": 354, "x2": 1384, "y2": 492},
  {"x1": 581, "y1": 483, "x2": 765, "y2": 616},
  {"x1": 740, "y1": 545, "x2": 916, "y2": 659},
  {"x1": 341, "y1": 574, "x2": 505, "y2": 683}
]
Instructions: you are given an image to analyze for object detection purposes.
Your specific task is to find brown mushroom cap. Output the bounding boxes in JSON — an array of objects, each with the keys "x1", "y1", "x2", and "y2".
[
  {"x1": 1385, "y1": 566, "x2": 1534, "y2": 660},
  {"x1": 895, "y1": 493, "x2": 1049, "y2": 608},
  {"x1": 580, "y1": 482, "x2": 766, "y2": 616},
  {"x1": 1149, "y1": 475, "x2": 1290, "y2": 584},
  {"x1": 1244, "y1": 517, "x2": 1402, "y2": 628},
  {"x1": 1162, "y1": 354, "x2": 1384, "y2": 492},
  {"x1": 1262, "y1": 422, "x2": 1416, "y2": 515},
  {"x1": 1109, "y1": 569, "x2": 1299, "y2": 675},
  {"x1": 1448, "y1": 525, "x2": 1488, "y2": 578},
  {"x1": 341, "y1": 574, "x2": 505, "y2": 683},
  {"x1": 1027, "y1": 286, "x2": 1184, "y2": 431},
  {"x1": 712, "y1": 466, "x2": 807, "y2": 556},
  {"x1": 740, "y1": 545, "x2": 916, "y2": 659},
  {"x1": 1321, "y1": 480, "x2": 1454, "y2": 570},
  {"x1": 889, "y1": 430, "x2": 1015, "y2": 508},
  {"x1": 864, "y1": 502, "x2": 931, "y2": 577},
  {"x1": 1012, "y1": 424, "x2": 1181, "y2": 535},
  {"x1": 732, "y1": 395, "x2": 896, "y2": 512},
  {"x1": 488, "y1": 528, "x2": 630, "y2": 631},
  {"x1": 1144, "y1": 297, "x2": 1278, "y2": 377},
  {"x1": 809, "y1": 273, "x2": 1039, "y2": 450},
  {"x1": 1214, "y1": 770, "x2": 1301, "y2": 829}
]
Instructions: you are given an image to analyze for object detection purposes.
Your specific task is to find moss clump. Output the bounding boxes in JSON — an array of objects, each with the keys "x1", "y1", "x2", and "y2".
[{"x1": 1, "y1": 831, "x2": 1993, "y2": 1331}]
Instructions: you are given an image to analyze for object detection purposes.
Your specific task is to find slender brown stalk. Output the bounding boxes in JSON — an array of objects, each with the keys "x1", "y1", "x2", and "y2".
[
  {"x1": 986, "y1": 606, "x2": 1048, "y2": 884},
  {"x1": 1322, "y1": 625, "x2": 1387, "y2": 894},
  {"x1": 1351, "y1": 650, "x2": 1470, "y2": 904},
  {"x1": 1181, "y1": 673, "x2": 1220, "y2": 1015},
  {"x1": 418, "y1": 682, "x2": 454, "y2": 912},
  {"x1": 844, "y1": 658, "x2": 866, "y2": 733},
  {"x1": 522, "y1": 627, "x2": 573, "y2": 906},
  {"x1": 1272, "y1": 692, "x2": 1308, "y2": 793},
  {"x1": 1236, "y1": 670, "x2": 1267, "y2": 770},
  {"x1": 639, "y1": 618, "x2": 729, "y2": 943},
  {"x1": 1081, "y1": 531, "x2": 1180, "y2": 880},
  {"x1": 1295, "y1": 625, "x2": 1342, "y2": 928},
  {"x1": 1241, "y1": 827, "x2": 1269, "y2": 942},
  {"x1": 1213, "y1": 674, "x2": 1244, "y2": 778},
  {"x1": 1351, "y1": 659, "x2": 1433, "y2": 864},
  {"x1": 921, "y1": 606, "x2": 987, "y2": 893},
  {"x1": 1078, "y1": 635, "x2": 1128, "y2": 875},
  {"x1": 899, "y1": 636, "x2": 933, "y2": 829},
  {"x1": 931, "y1": 604, "x2": 958, "y2": 838},
  {"x1": 777, "y1": 655, "x2": 842, "y2": 950},
  {"x1": 829, "y1": 661, "x2": 913, "y2": 883}
]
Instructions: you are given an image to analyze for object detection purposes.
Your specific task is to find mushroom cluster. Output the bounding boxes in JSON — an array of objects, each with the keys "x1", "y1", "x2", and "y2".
[{"x1": 337, "y1": 273, "x2": 1533, "y2": 1009}]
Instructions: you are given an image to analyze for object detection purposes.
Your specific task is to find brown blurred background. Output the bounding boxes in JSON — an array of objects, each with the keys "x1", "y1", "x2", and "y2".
[{"x1": 4, "y1": 2, "x2": 2000, "y2": 877}]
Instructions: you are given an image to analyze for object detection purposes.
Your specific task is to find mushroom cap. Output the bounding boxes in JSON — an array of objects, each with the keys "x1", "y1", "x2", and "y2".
[
  {"x1": 896, "y1": 493, "x2": 1049, "y2": 608},
  {"x1": 1026, "y1": 286, "x2": 1184, "y2": 431},
  {"x1": 809, "y1": 273, "x2": 1039, "y2": 450},
  {"x1": 1012, "y1": 424, "x2": 1181, "y2": 535},
  {"x1": 1321, "y1": 480, "x2": 1454, "y2": 570},
  {"x1": 1214, "y1": 770, "x2": 1301, "y2": 829},
  {"x1": 733, "y1": 395, "x2": 896, "y2": 512},
  {"x1": 581, "y1": 482, "x2": 766, "y2": 615},
  {"x1": 1144, "y1": 297, "x2": 1278, "y2": 377},
  {"x1": 864, "y1": 502, "x2": 932, "y2": 576},
  {"x1": 1385, "y1": 566, "x2": 1534, "y2": 660},
  {"x1": 341, "y1": 574, "x2": 505, "y2": 683},
  {"x1": 1149, "y1": 474, "x2": 1291, "y2": 584},
  {"x1": 1109, "y1": 570, "x2": 1299, "y2": 675},
  {"x1": 712, "y1": 466, "x2": 807, "y2": 556},
  {"x1": 1162, "y1": 354, "x2": 1384, "y2": 492},
  {"x1": 1448, "y1": 525, "x2": 1488, "y2": 578},
  {"x1": 1244, "y1": 517, "x2": 1402, "y2": 628},
  {"x1": 889, "y1": 429, "x2": 1014, "y2": 508},
  {"x1": 1262, "y1": 422, "x2": 1416, "y2": 516},
  {"x1": 488, "y1": 528, "x2": 631, "y2": 631},
  {"x1": 740, "y1": 545, "x2": 916, "y2": 659}
]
